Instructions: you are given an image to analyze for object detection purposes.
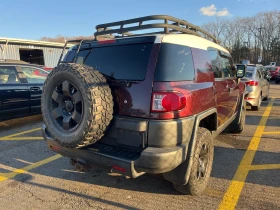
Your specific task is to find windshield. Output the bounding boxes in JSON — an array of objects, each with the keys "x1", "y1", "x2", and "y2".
[{"x1": 266, "y1": 67, "x2": 277, "y2": 71}]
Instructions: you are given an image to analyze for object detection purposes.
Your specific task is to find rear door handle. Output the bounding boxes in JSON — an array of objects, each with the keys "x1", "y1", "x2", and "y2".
[{"x1": 30, "y1": 87, "x2": 40, "y2": 91}]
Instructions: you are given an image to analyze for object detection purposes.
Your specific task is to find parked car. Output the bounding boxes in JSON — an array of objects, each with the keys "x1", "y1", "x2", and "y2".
[
  {"x1": 41, "y1": 15, "x2": 247, "y2": 196},
  {"x1": 241, "y1": 65, "x2": 270, "y2": 111},
  {"x1": 0, "y1": 59, "x2": 49, "y2": 121},
  {"x1": 275, "y1": 71, "x2": 280, "y2": 83},
  {"x1": 265, "y1": 66, "x2": 280, "y2": 80}
]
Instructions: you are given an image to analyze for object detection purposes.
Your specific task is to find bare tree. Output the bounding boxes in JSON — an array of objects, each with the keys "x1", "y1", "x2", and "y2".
[
  {"x1": 201, "y1": 10, "x2": 280, "y2": 65},
  {"x1": 40, "y1": 35, "x2": 95, "y2": 43}
]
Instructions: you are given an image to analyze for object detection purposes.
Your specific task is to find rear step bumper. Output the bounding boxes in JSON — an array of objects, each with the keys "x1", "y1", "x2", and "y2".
[{"x1": 42, "y1": 125, "x2": 189, "y2": 178}]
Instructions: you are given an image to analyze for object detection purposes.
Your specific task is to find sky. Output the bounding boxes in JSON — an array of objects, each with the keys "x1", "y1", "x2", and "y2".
[{"x1": 0, "y1": 0, "x2": 278, "y2": 40}]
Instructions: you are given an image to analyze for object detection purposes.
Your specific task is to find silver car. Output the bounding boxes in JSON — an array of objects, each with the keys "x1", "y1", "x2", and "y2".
[{"x1": 241, "y1": 65, "x2": 270, "y2": 111}]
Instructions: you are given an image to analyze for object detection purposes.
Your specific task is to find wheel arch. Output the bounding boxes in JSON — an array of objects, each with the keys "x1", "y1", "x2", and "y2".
[{"x1": 162, "y1": 108, "x2": 217, "y2": 185}]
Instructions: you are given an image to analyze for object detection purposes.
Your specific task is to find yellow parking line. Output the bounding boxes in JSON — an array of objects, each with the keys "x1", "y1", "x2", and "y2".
[
  {"x1": 0, "y1": 154, "x2": 61, "y2": 182},
  {"x1": 218, "y1": 98, "x2": 274, "y2": 210},
  {"x1": 0, "y1": 137, "x2": 44, "y2": 141},
  {"x1": 262, "y1": 131, "x2": 280, "y2": 135},
  {"x1": 0, "y1": 127, "x2": 41, "y2": 139},
  {"x1": 249, "y1": 164, "x2": 280, "y2": 170}
]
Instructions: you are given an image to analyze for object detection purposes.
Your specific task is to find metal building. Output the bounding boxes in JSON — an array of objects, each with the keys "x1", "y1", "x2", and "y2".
[{"x1": 0, "y1": 37, "x2": 72, "y2": 68}]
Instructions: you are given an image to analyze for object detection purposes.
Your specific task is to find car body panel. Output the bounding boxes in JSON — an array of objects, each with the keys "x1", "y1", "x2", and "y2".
[
  {"x1": 18, "y1": 66, "x2": 48, "y2": 114},
  {"x1": 0, "y1": 61, "x2": 49, "y2": 121},
  {"x1": 242, "y1": 66, "x2": 270, "y2": 106},
  {"x1": 0, "y1": 83, "x2": 30, "y2": 120},
  {"x1": 265, "y1": 66, "x2": 280, "y2": 79}
]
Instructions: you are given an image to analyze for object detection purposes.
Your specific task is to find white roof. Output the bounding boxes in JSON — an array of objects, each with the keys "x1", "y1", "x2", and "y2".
[{"x1": 161, "y1": 34, "x2": 229, "y2": 54}]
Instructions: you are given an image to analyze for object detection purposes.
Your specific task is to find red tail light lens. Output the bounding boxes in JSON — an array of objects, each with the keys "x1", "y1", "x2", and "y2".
[
  {"x1": 151, "y1": 92, "x2": 186, "y2": 112},
  {"x1": 245, "y1": 80, "x2": 258, "y2": 86}
]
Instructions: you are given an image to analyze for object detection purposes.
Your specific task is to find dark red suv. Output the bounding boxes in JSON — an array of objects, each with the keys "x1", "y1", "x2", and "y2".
[{"x1": 41, "y1": 15, "x2": 247, "y2": 195}]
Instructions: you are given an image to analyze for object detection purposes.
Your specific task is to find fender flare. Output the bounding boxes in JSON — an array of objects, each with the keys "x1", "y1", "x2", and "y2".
[{"x1": 162, "y1": 108, "x2": 217, "y2": 185}]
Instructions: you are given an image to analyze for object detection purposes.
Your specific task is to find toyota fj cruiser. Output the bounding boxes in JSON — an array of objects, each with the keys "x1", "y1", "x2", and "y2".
[{"x1": 41, "y1": 15, "x2": 247, "y2": 195}]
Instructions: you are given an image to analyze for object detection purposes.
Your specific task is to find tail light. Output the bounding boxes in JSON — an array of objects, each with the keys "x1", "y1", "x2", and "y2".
[
  {"x1": 151, "y1": 92, "x2": 186, "y2": 112},
  {"x1": 245, "y1": 80, "x2": 258, "y2": 86}
]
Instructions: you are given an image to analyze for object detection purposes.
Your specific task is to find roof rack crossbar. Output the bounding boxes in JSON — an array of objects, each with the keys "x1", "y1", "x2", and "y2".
[{"x1": 94, "y1": 15, "x2": 217, "y2": 43}]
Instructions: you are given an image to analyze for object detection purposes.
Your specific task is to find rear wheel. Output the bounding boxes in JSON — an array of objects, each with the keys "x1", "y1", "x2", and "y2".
[
  {"x1": 275, "y1": 78, "x2": 279, "y2": 84},
  {"x1": 173, "y1": 127, "x2": 214, "y2": 196},
  {"x1": 251, "y1": 94, "x2": 261, "y2": 111},
  {"x1": 226, "y1": 102, "x2": 246, "y2": 133},
  {"x1": 263, "y1": 89, "x2": 269, "y2": 101}
]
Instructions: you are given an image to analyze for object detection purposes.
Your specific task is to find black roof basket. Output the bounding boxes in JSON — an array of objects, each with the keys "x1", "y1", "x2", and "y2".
[{"x1": 94, "y1": 15, "x2": 218, "y2": 43}]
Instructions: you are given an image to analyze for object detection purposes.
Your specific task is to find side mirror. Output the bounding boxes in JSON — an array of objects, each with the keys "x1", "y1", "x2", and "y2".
[{"x1": 236, "y1": 64, "x2": 246, "y2": 78}]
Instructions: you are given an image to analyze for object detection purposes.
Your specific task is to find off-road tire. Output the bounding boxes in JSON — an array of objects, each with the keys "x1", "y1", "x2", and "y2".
[
  {"x1": 41, "y1": 63, "x2": 113, "y2": 148},
  {"x1": 226, "y1": 103, "x2": 246, "y2": 133},
  {"x1": 173, "y1": 127, "x2": 214, "y2": 196},
  {"x1": 275, "y1": 78, "x2": 279, "y2": 84}
]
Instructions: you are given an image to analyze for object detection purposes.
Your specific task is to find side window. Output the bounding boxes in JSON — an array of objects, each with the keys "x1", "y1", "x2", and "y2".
[
  {"x1": 220, "y1": 56, "x2": 233, "y2": 78},
  {"x1": 257, "y1": 69, "x2": 262, "y2": 78},
  {"x1": 255, "y1": 70, "x2": 259, "y2": 79},
  {"x1": 76, "y1": 50, "x2": 90, "y2": 64},
  {"x1": 154, "y1": 43, "x2": 195, "y2": 81},
  {"x1": 20, "y1": 66, "x2": 48, "y2": 83},
  {"x1": 208, "y1": 49, "x2": 222, "y2": 78},
  {"x1": 0, "y1": 66, "x2": 20, "y2": 84}
]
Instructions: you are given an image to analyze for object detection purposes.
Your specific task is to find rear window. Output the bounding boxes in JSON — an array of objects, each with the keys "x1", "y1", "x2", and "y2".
[
  {"x1": 245, "y1": 70, "x2": 254, "y2": 78},
  {"x1": 154, "y1": 43, "x2": 195, "y2": 81},
  {"x1": 80, "y1": 43, "x2": 153, "y2": 80}
]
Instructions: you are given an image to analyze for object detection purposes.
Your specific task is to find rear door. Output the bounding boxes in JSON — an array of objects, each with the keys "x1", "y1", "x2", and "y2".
[
  {"x1": 70, "y1": 37, "x2": 157, "y2": 118},
  {"x1": 18, "y1": 66, "x2": 48, "y2": 113},
  {"x1": 0, "y1": 65, "x2": 30, "y2": 120}
]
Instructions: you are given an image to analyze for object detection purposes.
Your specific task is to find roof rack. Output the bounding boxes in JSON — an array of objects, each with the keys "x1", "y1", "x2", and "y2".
[
  {"x1": 58, "y1": 39, "x2": 93, "y2": 65},
  {"x1": 94, "y1": 15, "x2": 218, "y2": 43}
]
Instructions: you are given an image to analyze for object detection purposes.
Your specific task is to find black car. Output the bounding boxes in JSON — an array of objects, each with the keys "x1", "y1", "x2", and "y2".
[{"x1": 0, "y1": 59, "x2": 49, "y2": 121}]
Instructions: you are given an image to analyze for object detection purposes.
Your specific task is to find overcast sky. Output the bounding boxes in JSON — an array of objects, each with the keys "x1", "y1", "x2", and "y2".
[{"x1": 0, "y1": 0, "x2": 278, "y2": 40}]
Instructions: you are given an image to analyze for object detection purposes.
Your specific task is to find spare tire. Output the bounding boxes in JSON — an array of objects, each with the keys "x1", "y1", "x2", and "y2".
[{"x1": 41, "y1": 63, "x2": 113, "y2": 148}]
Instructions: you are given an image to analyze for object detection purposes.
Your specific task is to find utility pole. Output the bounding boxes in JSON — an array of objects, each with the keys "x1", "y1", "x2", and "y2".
[
  {"x1": 257, "y1": 27, "x2": 263, "y2": 63},
  {"x1": 243, "y1": 41, "x2": 248, "y2": 60}
]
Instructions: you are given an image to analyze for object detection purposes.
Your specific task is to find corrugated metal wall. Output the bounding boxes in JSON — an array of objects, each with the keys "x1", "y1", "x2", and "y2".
[{"x1": 0, "y1": 43, "x2": 68, "y2": 67}]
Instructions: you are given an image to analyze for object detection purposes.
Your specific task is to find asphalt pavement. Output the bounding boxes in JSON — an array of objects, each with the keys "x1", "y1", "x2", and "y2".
[{"x1": 0, "y1": 82, "x2": 279, "y2": 210}]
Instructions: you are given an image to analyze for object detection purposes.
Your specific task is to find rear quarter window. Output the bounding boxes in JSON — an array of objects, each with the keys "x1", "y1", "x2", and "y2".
[{"x1": 154, "y1": 43, "x2": 195, "y2": 81}]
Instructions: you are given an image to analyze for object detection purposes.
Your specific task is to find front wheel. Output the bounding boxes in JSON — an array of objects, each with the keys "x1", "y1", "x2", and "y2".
[{"x1": 173, "y1": 127, "x2": 214, "y2": 196}]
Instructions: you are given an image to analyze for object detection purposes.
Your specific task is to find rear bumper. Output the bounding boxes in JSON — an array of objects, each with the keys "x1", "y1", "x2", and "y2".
[
  {"x1": 245, "y1": 98, "x2": 258, "y2": 106},
  {"x1": 42, "y1": 124, "x2": 189, "y2": 178},
  {"x1": 244, "y1": 88, "x2": 259, "y2": 106}
]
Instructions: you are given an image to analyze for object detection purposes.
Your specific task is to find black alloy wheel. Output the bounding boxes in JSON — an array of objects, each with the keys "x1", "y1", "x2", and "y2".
[
  {"x1": 51, "y1": 81, "x2": 83, "y2": 131},
  {"x1": 196, "y1": 143, "x2": 210, "y2": 182}
]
